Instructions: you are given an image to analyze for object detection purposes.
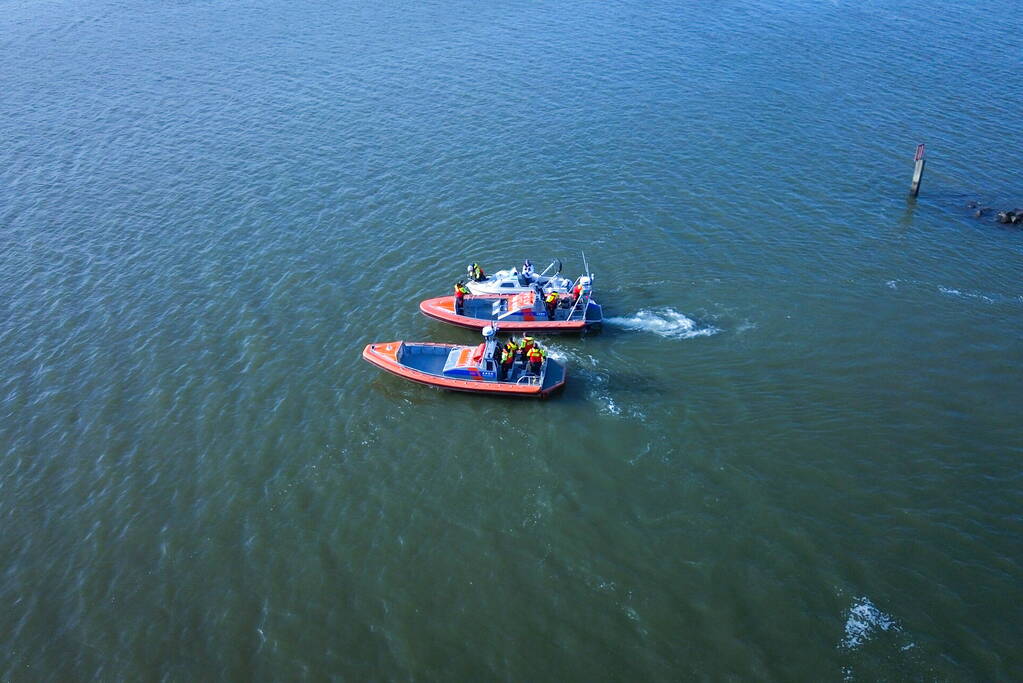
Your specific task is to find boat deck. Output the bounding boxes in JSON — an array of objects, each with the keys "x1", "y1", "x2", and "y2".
[
  {"x1": 400, "y1": 343, "x2": 562, "y2": 389},
  {"x1": 400, "y1": 344, "x2": 450, "y2": 375}
]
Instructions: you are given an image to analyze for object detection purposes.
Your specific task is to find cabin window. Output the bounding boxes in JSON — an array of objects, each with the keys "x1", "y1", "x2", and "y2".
[{"x1": 501, "y1": 282, "x2": 514, "y2": 288}]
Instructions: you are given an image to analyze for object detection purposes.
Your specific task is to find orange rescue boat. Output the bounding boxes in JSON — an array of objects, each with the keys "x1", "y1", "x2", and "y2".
[{"x1": 362, "y1": 327, "x2": 566, "y2": 398}]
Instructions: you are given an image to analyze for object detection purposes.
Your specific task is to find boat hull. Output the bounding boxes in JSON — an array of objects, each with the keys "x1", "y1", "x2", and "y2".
[
  {"x1": 363, "y1": 342, "x2": 566, "y2": 397},
  {"x1": 419, "y1": 296, "x2": 596, "y2": 333}
]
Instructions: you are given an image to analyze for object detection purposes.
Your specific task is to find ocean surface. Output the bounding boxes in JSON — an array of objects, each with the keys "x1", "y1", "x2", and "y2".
[{"x1": 2, "y1": 0, "x2": 1022, "y2": 679}]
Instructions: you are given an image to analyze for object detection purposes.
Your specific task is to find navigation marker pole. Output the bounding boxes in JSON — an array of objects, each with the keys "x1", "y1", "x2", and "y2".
[{"x1": 909, "y1": 143, "x2": 926, "y2": 198}]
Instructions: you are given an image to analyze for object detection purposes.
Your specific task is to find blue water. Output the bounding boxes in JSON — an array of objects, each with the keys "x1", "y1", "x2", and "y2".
[{"x1": 2, "y1": 0, "x2": 1022, "y2": 679}]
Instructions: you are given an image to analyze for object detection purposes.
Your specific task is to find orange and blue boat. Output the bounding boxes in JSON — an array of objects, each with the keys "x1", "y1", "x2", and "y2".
[
  {"x1": 362, "y1": 327, "x2": 566, "y2": 397},
  {"x1": 420, "y1": 277, "x2": 602, "y2": 333}
]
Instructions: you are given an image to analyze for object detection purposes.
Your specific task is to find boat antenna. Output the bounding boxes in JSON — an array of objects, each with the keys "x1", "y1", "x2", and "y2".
[{"x1": 581, "y1": 250, "x2": 590, "y2": 278}]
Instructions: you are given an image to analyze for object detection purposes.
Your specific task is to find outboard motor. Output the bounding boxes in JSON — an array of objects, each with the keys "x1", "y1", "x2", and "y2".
[
  {"x1": 479, "y1": 325, "x2": 499, "y2": 378},
  {"x1": 481, "y1": 324, "x2": 498, "y2": 359}
]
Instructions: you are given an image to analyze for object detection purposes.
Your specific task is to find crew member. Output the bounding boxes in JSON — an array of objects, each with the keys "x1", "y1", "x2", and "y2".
[
  {"x1": 522, "y1": 259, "x2": 535, "y2": 281},
  {"x1": 527, "y1": 345, "x2": 544, "y2": 375},
  {"x1": 517, "y1": 335, "x2": 535, "y2": 362},
  {"x1": 499, "y1": 345, "x2": 515, "y2": 380},
  {"x1": 470, "y1": 262, "x2": 485, "y2": 281},
  {"x1": 454, "y1": 281, "x2": 470, "y2": 314},
  {"x1": 544, "y1": 291, "x2": 559, "y2": 319}
]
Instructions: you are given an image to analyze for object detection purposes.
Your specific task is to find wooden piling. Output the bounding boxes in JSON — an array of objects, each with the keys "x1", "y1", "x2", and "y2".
[{"x1": 910, "y1": 143, "x2": 926, "y2": 197}]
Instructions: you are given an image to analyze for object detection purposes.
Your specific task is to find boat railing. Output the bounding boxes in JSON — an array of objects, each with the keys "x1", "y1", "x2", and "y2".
[
  {"x1": 516, "y1": 373, "x2": 541, "y2": 386},
  {"x1": 565, "y1": 278, "x2": 591, "y2": 321},
  {"x1": 565, "y1": 250, "x2": 594, "y2": 322},
  {"x1": 538, "y1": 258, "x2": 561, "y2": 278}
]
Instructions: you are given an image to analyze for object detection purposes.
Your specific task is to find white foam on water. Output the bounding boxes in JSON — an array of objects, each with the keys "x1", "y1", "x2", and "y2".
[
  {"x1": 541, "y1": 344, "x2": 597, "y2": 367},
  {"x1": 593, "y1": 393, "x2": 647, "y2": 420},
  {"x1": 628, "y1": 443, "x2": 652, "y2": 465},
  {"x1": 543, "y1": 346, "x2": 569, "y2": 362},
  {"x1": 840, "y1": 597, "x2": 900, "y2": 650},
  {"x1": 885, "y1": 280, "x2": 898, "y2": 289},
  {"x1": 606, "y1": 308, "x2": 719, "y2": 339},
  {"x1": 600, "y1": 395, "x2": 621, "y2": 415},
  {"x1": 938, "y1": 286, "x2": 995, "y2": 303}
]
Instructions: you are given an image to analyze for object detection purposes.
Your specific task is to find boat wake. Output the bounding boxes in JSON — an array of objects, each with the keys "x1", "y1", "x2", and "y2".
[
  {"x1": 840, "y1": 596, "x2": 900, "y2": 650},
  {"x1": 543, "y1": 347, "x2": 570, "y2": 362},
  {"x1": 937, "y1": 286, "x2": 996, "y2": 303},
  {"x1": 606, "y1": 308, "x2": 719, "y2": 339},
  {"x1": 888, "y1": 279, "x2": 1020, "y2": 304},
  {"x1": 543, "y1": 346, "x2": 646, "y2": 419}
]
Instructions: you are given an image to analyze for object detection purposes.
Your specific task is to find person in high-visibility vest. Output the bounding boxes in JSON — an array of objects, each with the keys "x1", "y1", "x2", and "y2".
[
  {"x1": 526, "y1": 345, "x2": 544, "y2": 374},
  {"x1": 454, "y1": 281, "x2": 470, "y2": 314},
  {"x1": 517, "y1": 336, "x2": 535, "y2": 362},
  {"x1": 544, "y1": 291, "x2": 559, "y2": 320},
  {"x1": 499, "y1": 346, "x2": 515, "y2": 380}
]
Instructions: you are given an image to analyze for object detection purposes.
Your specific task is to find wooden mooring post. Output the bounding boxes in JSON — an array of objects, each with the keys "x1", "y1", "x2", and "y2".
[{"x1": 910, "y1": 143, "x2": 926, "y2": 197}]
